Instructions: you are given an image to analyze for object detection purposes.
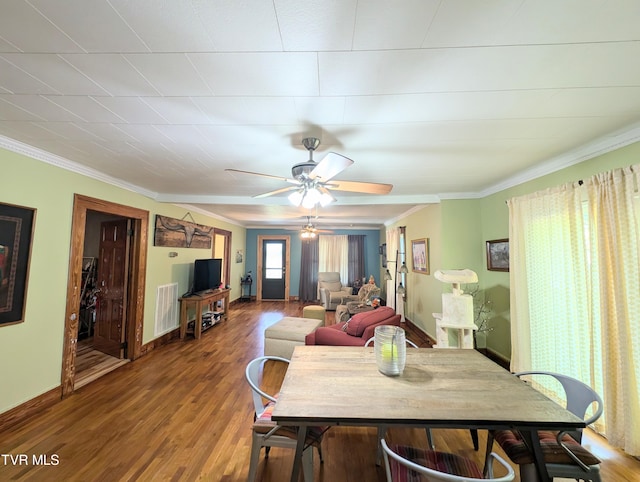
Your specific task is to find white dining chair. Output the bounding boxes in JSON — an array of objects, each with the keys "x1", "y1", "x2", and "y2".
[
  {"x1": 381, "y1": 438, "x2": 515, "y2": 482},
  {"x1": 245, "y1": 355, "x2": 325, "y2": 482},
  {"x1": 483, "y1": 371, "x2": 603, "y2": 482}
]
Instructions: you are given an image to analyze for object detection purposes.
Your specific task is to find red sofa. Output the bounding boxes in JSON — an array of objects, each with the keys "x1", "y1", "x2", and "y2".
[{"x1": 305, "y1": 306, "x2": 400, "y2": 346}]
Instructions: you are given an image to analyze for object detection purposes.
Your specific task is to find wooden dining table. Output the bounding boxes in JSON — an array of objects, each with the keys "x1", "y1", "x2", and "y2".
[{"x1": 271, "y1": 345, "x2": 586, "y2": 482}]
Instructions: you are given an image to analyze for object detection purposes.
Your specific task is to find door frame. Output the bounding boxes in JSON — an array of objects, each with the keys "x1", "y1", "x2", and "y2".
[
  {"x1": 256, "y1": 235, "x2": 290, "y2": 301},
  {"x1": 213, "y1": 228, "x2": 232, "y2": 286},
  {"x1": 61, "y1": 194, "x2": 148, "y2": 397}
]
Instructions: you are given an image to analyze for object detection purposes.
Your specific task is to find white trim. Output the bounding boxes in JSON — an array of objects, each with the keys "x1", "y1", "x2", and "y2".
[{"x1": 0, "y1": 135, "x2": 158, "y2": 199}]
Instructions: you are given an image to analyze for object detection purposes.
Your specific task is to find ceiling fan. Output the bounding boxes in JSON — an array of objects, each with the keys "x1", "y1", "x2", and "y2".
[
  {"x1": 225, "y1": 137, "x2": 393, "y2": 208},
  {"x1": 293, "y1": 216, "x2": 333, "y2": 238}
]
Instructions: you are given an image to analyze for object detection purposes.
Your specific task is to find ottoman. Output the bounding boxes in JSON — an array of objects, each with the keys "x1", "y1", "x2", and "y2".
[
  {"x1": 302, "y1": 305, "x2": 326, "y2": 323},
  {"x1": 264, "y1": 317, "x2": 325, "y2": 359}
]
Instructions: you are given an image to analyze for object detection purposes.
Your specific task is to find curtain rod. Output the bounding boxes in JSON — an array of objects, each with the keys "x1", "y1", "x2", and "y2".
[{"x1": 505, "y1": 179, "x2": 584, "y2": 203}]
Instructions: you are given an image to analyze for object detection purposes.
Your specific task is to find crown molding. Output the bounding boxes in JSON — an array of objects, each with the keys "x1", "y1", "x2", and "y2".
[{"x1": 0, "y1": 135, "x2": 158, "y2": 199}]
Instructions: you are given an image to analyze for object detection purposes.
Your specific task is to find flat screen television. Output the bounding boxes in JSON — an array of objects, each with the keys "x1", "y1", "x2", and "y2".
[{"x1": 193, "y1": 258, "x2": 223, "y2": 294}]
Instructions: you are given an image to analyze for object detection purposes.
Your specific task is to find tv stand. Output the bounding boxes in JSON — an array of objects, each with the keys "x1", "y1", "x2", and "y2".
[{"x1": 179, "y1": 288, "x2": 230, "y2": 339}]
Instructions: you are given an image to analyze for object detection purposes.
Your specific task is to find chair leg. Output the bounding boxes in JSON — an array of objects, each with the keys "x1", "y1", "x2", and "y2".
[
  {"x1": 483, "y1": 430, "x2": 496, "y2": 477},
  {"x1": 247, "y1": 433, "x2": 262, "y2": 482},
  {"x1": 376, "y1": 426, "x2": 387, "y2": 466},
  {"x1": 425, "y1": 428, "x2": 435, "y2": 449},
  {"x1": 302, "y1": 447, "x2": 314, "y2": 482},
  {"x1": 470, "y1": 429, "x2": 479, "y2": 450}
]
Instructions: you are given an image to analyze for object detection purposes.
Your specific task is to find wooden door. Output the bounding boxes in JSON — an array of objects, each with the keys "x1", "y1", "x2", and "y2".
[
  {"x1": 261, "y1": 239, "x2": 286, "y2": 300},
  {"x1": 94, "y1": 219, "x2": 130, "y2": 357}
]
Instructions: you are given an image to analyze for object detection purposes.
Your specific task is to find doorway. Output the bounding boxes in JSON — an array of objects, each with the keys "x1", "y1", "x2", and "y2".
[
  {"x1": 62, "y1": 195, "x2": 148, "y2": 397},
  {"x1": 257, "y1": 235, "x2": 290, "y2": 301},
  {"x1": 76, "y1": 213, "x2": 131, "y2": 387}
]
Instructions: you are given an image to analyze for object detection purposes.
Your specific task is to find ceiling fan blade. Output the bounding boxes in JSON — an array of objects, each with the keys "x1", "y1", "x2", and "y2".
[
  {"x1": 325, "y1": 179, "x2": 393, "y2": 195},
  {"x1": 309, "y1": 152, "x2": 353, "y2": 181},
  {"x1": 253, "y1": 186, "x2": 298, "y2": 199},
  {"x1": 225, "y1": 168, "x2": 299, "y2": 184}
]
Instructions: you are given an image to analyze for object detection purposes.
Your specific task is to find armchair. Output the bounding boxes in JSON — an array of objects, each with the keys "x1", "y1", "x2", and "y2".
[{"x1": 317, "y1": 272, "x2": 357, "y2": 311}]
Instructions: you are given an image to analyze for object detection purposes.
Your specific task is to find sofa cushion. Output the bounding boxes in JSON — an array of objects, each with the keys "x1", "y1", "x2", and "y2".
[{"x1": 345, "y1": 306, "x2": 395, "y2": 337}]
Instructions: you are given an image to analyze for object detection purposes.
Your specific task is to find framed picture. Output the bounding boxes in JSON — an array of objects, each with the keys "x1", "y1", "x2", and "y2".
[
  {"x1": 0, "y1": 202, "x2": 36, "y2": 326},
  {"x1": 380, "y1": 243, "x2": 387, "y2": 268},
  {"x1": 486, "y1": 238, "x2": 509, "y2": 271},
  {"x1": 235, "y1": 249, "x2": 243, "y2": 263},
  {"x1": 411, "y1": 238, "x2": 429, "y2": 274}
]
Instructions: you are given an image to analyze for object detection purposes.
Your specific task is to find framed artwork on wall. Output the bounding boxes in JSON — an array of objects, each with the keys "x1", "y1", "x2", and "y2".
[
  {"x1": 0, "y1": 202, "x2": 36, "y2": 326},
  {"x1": 411, "y1": 238, "x2": 429, "y2": 274},
  {"x1": 486, "y1": 238, "x2": 509, "y2": 271}
]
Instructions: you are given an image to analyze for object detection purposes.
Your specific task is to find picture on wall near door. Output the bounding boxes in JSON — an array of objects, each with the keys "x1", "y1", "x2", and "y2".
[
  {"x1": 0, "y1": 202, "x2": 36, "y2": 326},
  {"x1": 411, "y1": 238, "x2": 429, "y2": 274}
]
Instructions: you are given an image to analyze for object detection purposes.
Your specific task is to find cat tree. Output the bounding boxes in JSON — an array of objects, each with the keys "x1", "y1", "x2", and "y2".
[{"x1": 432, "y1": 269, "x2": 478, "y2": 348}]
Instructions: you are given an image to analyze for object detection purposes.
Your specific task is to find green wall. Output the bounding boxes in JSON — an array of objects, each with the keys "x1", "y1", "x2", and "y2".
[
  {"x1": 391, "y1": 141, "x2": 640, "y2": 360},
  {"x1": 0, "y1": 148, "x2": 246, "y2": 414}
]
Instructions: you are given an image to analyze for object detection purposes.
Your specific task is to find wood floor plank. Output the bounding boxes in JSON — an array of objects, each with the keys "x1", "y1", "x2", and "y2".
[{"x1": 0, "y1": 301, "x2": 638, "y2": 481}]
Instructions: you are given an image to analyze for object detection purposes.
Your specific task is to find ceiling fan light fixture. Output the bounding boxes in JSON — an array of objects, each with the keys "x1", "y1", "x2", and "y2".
[
  {"x1": 288, "y1": 190, "x2": 304, "y2": 207},
  {"x1": 319, "y1": 191, "x2": 334, "y2": 207},
  {"x1": 301, "y1": 188, "x2": 321, "y2": 209}
]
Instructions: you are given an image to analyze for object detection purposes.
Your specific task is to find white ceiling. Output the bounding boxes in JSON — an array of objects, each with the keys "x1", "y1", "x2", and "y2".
[{"x1": 2, "y1": 0, "x2": 640, "y2": 230}]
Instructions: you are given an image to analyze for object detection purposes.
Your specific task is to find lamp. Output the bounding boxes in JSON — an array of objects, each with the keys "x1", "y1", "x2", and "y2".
[{"x1": 386, "y1": 250, "x2": 408, "y2": 308}]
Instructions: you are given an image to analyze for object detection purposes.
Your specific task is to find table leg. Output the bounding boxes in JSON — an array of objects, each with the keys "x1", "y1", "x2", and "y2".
[
  {"x1": 520, "y1": 429, "x2": 551, "y2": 482},
  {"x1": 290, "y1": 426, "x2": 307, "y2": 482}
]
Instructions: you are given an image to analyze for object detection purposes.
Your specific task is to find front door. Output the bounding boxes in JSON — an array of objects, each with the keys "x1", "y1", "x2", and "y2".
[
  {"x1": 261, "y1": 239, "x2": 286, "y2": 300},
  {"x1": 94, "y1": 219, "x2": 130, "y2": 358}
]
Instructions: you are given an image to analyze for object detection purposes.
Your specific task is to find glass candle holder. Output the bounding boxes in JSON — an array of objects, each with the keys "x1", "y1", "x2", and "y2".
[{"x1": 374, "y1": 325, "x2": 406, "y2": 376}]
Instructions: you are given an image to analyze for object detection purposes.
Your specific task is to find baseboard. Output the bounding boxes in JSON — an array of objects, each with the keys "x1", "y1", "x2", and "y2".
[
  {"x1": 0, "y1": 387, "x2": 60, "y2": 432},
  {"x1": 403, "y1": 318, "x2": 436, "y2": 348},
  {"x1": 485, "y1": 347, "x2": 511, "y2": 370},
  {"x1": 139, "y1": 328, "x2": 179, "y2": 357}
]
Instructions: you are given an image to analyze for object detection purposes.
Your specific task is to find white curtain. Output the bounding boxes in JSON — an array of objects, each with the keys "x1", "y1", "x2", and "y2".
[
  {"x1": 508, "y1": 164, "x2": 640, "y2": 455},
  {"x1": 587, "y1": 166, "x2": 640, "y2": 455},
  {"x1": 386, "y1": 228, "x2": 399, "y2": 311},
  {"x1": 508, "y1": 182, "x2": 587, "y2": 374},
  {"x1": 318, "y1": 235, "x2": 349, "y2": 284}
]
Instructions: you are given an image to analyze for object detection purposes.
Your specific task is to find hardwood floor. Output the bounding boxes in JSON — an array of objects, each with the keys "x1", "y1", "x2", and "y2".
[
  {"x1": 75, "y1": 339, "x2": 130, "y2": 389},
  {"x1": 1, "y1": 301, "x2": 638, "y2": 481}
]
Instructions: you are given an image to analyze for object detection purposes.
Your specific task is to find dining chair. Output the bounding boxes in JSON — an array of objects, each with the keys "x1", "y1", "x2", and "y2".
[
  {"x1": 245, "y1": 355, "x2": 325, "y2": 482},
  {"x1": 381, "y1": 438, "x2": 515, "y2": 482},
  {"x1": 483, "y1": 371, "x2": 603, "y2": 482},
  {"x1": 364, "y1": 336, "x2": 419, "y2": 348}
]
